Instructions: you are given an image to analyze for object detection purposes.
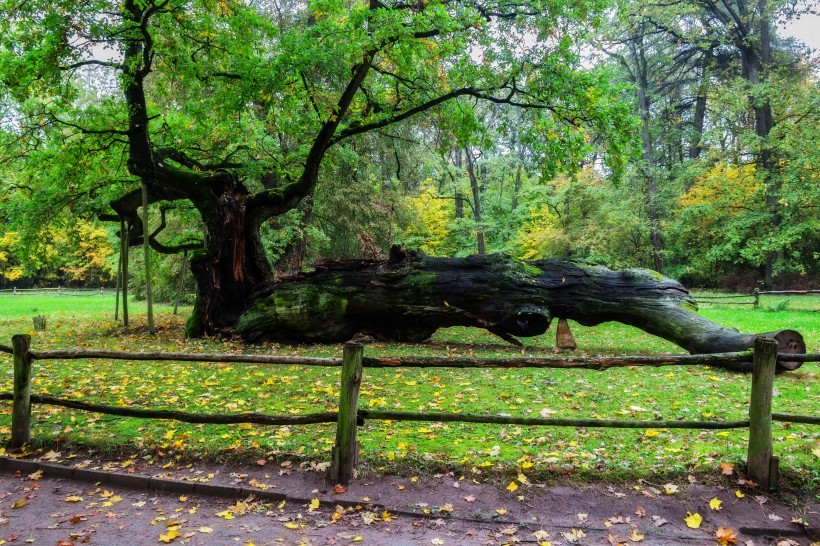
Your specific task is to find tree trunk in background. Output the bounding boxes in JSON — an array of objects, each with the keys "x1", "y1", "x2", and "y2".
[
  {"x1": 465, "y1": 150, "x2": 486, "y2": 255},
  {"x1": 235, "y1": 249, "x2": 805, "y2": 372},
  {"x1": 511, "y1": 162, "x2": 523, "y2": 212},
  {"x1": 274, "y1": 197, "x2": 314, "y2": 277},
  {"x1": 628, "y1": 34, "x2": 664, "y2": 274}
]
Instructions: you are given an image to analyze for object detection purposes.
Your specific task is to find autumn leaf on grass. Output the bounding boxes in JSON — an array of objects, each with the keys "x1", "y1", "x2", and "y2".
[
  {"x1": 720, "y1": 462, "x2": 735, "y2": 475},
  {"x1": 710, "y1": 497, "x2": 723, "y2": 511},
  {"x1": 684, "y1": 512, "x2": 702, "y2": 529},
  {"x1": 716, "y1": 527, "x2": 737, "y2": 545},
  {"x1": 506, "y1": 481, "x2": 519, "y2": 493}
]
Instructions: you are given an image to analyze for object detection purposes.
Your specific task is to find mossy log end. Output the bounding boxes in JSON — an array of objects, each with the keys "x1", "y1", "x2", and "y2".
[{"x1": 235, "y1": 250, "x2": 805, "y2": 372}]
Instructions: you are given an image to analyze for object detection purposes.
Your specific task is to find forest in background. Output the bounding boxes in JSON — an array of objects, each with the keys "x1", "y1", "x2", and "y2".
[{"x1": 1, "y1": 0, "x2": 818, "y2": 301}]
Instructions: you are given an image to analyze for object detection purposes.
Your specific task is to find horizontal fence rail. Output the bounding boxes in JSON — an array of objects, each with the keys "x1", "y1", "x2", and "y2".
[{"x1": 2, "y1": 335, "x2": 818, "y2": 487}]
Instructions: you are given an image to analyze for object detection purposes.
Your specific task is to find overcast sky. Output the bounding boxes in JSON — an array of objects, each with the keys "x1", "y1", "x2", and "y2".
[{"x1": 781, "y1": 14, "x2": 820, "y2": 52}]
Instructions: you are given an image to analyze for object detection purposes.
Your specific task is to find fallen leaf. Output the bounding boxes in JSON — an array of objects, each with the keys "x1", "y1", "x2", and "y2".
[
  {"x1": 12, "y1": 499, "x2": 27, "y2": 509},
  {"x1": 651, "y1": 515, "x2": 668, "y2": 527},
  {"x1": 464, "y1": 495, "x2": 476, "y2": 503},
  {"x1": 560, "y1": 529, "x2": 587, "y2": 543},
  {"x1": 710, "y1": 497, "x2": 723, "y2": 511},
  {"x1": 198, "y1": 527, "x2": 213, "y2": 533},
  {"x1": 495, "y1": 508, "x2": 507, "y2": 516},
  {"x1": 735, "y1": 490, "x2": 746, "y2": 499},
  {"x1": 158, "y1": 527, "x2": 180, "y2": 543},
  {"x1": 716, "y1": 527, "x2": 738, "y2": 545},
  {"x1": 506, "y1": 481, "x2": 518, "y2": 493},
  {"x1": 431, "y1": 539, "x2": 444, "y2": 545},
  {"x1": 720, "y1": 462, "x2": 735, "y2": 475},
  {"x1": 767, "y1": 513, "x2": 783, "y2": 522},
  {"x1": 684, "y1": 512, "x2": 702, "y2": 529},
  {"x1": 27, "y1": 470, "x2": 43, "y2": 481},
  {"x1": 635, "y1": 507, "x2": 646, "y2": 517},
  {"x1": 629, "y1": 529, "x2": 645, "y2": 542},
  {"x1": 65, "y1": 496, "x2": 84, "y2": 503},
  {"x1": 333, "y1": 484, "x2": 347, "y2": 494},
  {"x1": 308, "y1": 498, "x2": 320, "y2": 511},
  {"x1": 663, "y1": 484, "x2": 679, "y2": 495}
]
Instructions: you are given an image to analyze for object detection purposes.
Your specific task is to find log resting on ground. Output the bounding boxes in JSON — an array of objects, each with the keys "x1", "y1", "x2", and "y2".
[{"x1": 236, "y1": 250, "x2": 805, "y2": 372}]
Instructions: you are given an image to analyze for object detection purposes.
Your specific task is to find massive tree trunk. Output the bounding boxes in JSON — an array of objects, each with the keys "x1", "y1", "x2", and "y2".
[{"x1": 235, "y1": 249, "x2": 805, "y2": 371}]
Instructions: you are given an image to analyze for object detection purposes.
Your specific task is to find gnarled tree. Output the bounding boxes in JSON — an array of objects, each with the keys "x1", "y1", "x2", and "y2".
[{"x1": 0, "y1": 0, "x2": 631, "y2": 336}]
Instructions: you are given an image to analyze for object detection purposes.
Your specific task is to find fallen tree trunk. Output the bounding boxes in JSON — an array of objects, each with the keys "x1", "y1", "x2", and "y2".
[{"x1": 235, "y1": 249, "x2": 805, "y2": 372}]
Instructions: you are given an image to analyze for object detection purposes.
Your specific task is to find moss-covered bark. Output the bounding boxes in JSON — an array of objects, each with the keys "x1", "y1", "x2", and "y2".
[{"x1": 235, "y1": 250, "x2": 805, "y2": 371}]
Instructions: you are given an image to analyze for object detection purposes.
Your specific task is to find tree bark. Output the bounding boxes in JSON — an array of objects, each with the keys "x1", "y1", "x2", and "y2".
[{"x1": 235, "y1": 249, "x2": 805, "y2": 371}]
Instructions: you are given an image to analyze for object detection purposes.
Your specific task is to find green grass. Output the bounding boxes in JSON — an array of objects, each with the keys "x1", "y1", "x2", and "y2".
[{"x1": 0, "y1": 294, "x2": 817, "y2": 491}]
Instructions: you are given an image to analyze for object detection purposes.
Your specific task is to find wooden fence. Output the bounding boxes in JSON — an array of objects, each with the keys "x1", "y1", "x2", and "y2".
[
  {"x1": 695, "y1": 288, "x2": 820, "y2": 308},
  {"x1": 0, "y1": 287, "x2": 113, "y2": 297},
  {"x1": 1, "y1": 335, "x2": 818, "y2": 487}
]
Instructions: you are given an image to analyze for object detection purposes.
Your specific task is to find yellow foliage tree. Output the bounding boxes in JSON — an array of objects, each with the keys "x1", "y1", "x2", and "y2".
[
  {"x1": 511, "y1": 204, "x2": 568, "y2": 260},
  {"x1": 401, "y1": 180, "x2": 454, "y2": 256}
]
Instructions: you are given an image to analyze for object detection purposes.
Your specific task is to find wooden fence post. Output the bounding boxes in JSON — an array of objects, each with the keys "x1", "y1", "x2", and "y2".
[
  {"x1": 331, "y1": 343, "x2": 364, "y2": 484},
  {"x1": 11, "y1": 334, "x2": 33, "y2": 449},
  {"x1": 753, "y1": 288, "x2": 760, "y2": 309},
  {"x1": 747, "y1": 336, "x2": 778, "y2": 489}
]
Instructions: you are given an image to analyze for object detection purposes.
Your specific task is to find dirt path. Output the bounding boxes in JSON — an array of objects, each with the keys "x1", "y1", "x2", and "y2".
[{"x1": 0, "y1": 455, "x2": 817, "y2": 545}]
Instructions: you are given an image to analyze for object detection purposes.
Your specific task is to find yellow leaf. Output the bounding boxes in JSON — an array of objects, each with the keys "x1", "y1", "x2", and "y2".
[
  {"x1": 179, "y1": 495, "x2": 188, "y2": 502},
  {"x1": 735, "y1": 490, "x2": 746, "y2": 499},
  {"x1": 65, "y1": 496, "x2": 84, "y2": 503},
  {"x1": 284, "y1": 522, "x2": 301, "y2": 529},
  {"x1": 629, "y1": 529, "x2": 645, "y2": 541},
  {"x1": 244, "y1": 541, "x2": 255, "y2": 546},
  {"x1": 12, "y1": 498, "x2": 27, "y2": 509},
  {"x1": 521, "y1": 461, "x2": 534, "y2": 469},
  {"x1": 645, "y1": 429, "x2": 660, "y2": 437},
  {"x1": 684, "y1": 512, "x2": 702, "y2": 529},
  {"x1": 382, "y1": 510, "x2": 393, "y2": 522},
  {"x1": 277, "y1": 499, "x2": 286, "y2": 509},
  {"x1": 158, "y1": 528, "x2": 180, "y2": 543},
  {"x1": 216, "y1": 510, "x2": 234, "y2": 520},
  {"x1": 198, "y1": 527, "x2": 213, "y2": 533},
  {"x1": 496, "y1": 508, "x2": 507, "y2": 515},
  {"x1": 28, "y1": 470, "x2": 43, "y2": 480},
  {"x1": 506, "y1": 481, "x2": 518, "y2": 492},
  {"x1": 308, "y1": 498, "x2": 320, "y2": 511},
  {"x1": 352, "y1": 537, "x2": 362, "y2": 542},
  {"x1": 663, "y1": 484, "x2": 679, "y2": 495},
  {"x1": 710, "y1": 497, "x2": 723, "y2": 511}
]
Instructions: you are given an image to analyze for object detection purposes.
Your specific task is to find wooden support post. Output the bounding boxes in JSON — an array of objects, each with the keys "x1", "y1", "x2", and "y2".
[
  {"x1": 141, "y1": 181, "x2": 155, "y2": 334},
  {"x1": 556, "y1": 318, "x2": 577, "y2": 350},
  {"x1": 173, "y1": 250, "x2": 188, "y2": 316},
  {"x1": 747, "y1": 336, "x2": 778, "y2": 489},
  {"x1": 754, "y1": 288, "x2": 760, "y2": 309},
  {"x1": 11, "y1": 334, "x2": 33, "y2": 449},
  {"x1": 331, "y1": 343, "x2": 364, "y2": 485}
]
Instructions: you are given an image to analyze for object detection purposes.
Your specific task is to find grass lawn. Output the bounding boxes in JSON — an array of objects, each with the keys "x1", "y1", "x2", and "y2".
[{"x1": 0, "y1": 293, "x2": 817, "y2": 492}]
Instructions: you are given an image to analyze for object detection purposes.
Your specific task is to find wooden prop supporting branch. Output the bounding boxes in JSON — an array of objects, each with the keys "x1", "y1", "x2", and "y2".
[
  {"x1": 141, "y1": 182, "x2": 155, "y2": 334},
  {"x1": 236, "y1": 250, "x2": 805, "y2": 371},
  {"x1": 331, "y1": 343, "x2": 363, "y2": 485},
  {"x1": 11, "y1": 334, "x2": 32, "y2": 448},
  {"x1": 747, "y1": 336, "x2": 778, "y2": 489}
]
